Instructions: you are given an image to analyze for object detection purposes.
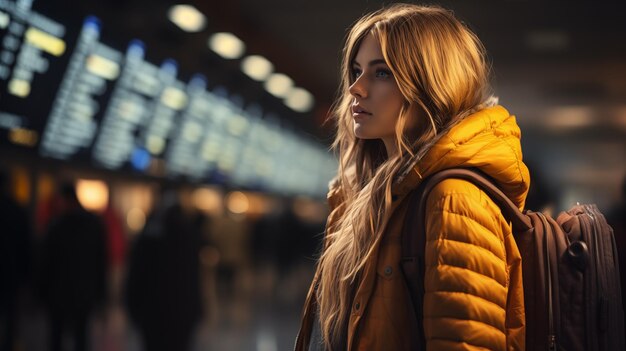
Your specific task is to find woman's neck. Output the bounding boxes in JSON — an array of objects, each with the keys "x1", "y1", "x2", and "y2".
[{"x1": 382, "y1": 137, "x2": 398, "y2": 159}]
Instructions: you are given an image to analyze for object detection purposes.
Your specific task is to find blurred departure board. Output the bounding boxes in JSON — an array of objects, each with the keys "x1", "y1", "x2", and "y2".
[
  {"x1": 92, "y1": 43, "x2": 174, "y2": 170},
  {"x1": 0, "y1": 0, "x2": 336, "y2": 197},
  {"x1": 41, "y1": 17, "x2": 121, "y2": 160},
  {"x1": 0, "y1": 0, "x2": 80, "y2": 149},
  {"x1": 165, "y1": 75, "x2": 220, "y2": 180}
]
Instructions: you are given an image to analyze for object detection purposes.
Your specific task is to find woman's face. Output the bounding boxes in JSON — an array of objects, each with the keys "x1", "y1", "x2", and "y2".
[{"x1": 349, "y1": 33, "x2": 408, "y2": 147}]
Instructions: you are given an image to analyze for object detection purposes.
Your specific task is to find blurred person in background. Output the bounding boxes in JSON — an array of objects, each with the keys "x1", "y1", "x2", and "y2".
[
  {"x1": 0, "y1": 167, "x2": 31, "y2": 351},
  {"x1": 249, "y1": 198, "x2": 324, "y2": 344},
  {"x1": 94, "y1": 202, "x2": 129, "y2": 351},
  {"x1": 38, "y1": 182, "x2": 107, "y2": 351},
  {"x1": 296, "y1": 4, "x2": 529, "y2": 350},
  {"x1": 99, "y1": 202, "x2": 128, "y2": 310},
  {"x1": 101, "y1": 203, "x2": 127, "y2": 278},
  {"x1": 125, "y1": 187, "x2": 203, "y2": 351},
  {"x1": 251, "y1": 198, "x2": 311, "y2": 279}
]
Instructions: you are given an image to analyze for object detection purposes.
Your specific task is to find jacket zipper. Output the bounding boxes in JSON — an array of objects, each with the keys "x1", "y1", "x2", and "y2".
[{"x1": 538, "y1": 213, "x2": 557, "y2": 351}]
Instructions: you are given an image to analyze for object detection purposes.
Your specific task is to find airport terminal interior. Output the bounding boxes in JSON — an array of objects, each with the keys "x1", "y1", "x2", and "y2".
[{"x1": 0, "y1": 0, "x2": 624, "y2": 350}]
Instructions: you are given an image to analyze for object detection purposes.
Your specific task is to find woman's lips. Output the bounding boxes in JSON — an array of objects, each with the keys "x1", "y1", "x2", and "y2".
[
  {"x1": 352, "y1": 105, "x2": 372, "y2": 121},
  {"x1": 353, "y1": 112, "x2": 371, "y2": 122}
]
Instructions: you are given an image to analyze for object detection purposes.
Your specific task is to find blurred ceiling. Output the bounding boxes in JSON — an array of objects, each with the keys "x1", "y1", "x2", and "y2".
[{"x1": 70, "y1": 0, "x2": 626, "y2": 208}]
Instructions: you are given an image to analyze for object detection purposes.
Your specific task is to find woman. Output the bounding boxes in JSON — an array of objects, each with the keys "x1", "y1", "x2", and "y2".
[{"x1": 295, "y1": 4, "x2": 530, "y2": 351}]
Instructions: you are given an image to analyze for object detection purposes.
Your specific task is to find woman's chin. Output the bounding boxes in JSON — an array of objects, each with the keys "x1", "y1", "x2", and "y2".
[{"x1": 353, "y1": 124, "x2": 374, "y2": 139}]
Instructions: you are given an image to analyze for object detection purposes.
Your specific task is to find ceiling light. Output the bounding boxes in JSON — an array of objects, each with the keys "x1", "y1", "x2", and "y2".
[
  {"x1": 208, "y1": 32, "x2": 245, "y2": 59},
  {"x1": 264, "y1": 73, "x2": 293, "y2": 98},
  {"x1": 241, "y1": 55, "x2": 273, "y2": 81},
  {"x1": 168, "y1": 4, "x2": 206, "y2": 32},
  {"x1": 285, "y1": 87, "x2": 315, "y2": 113}
]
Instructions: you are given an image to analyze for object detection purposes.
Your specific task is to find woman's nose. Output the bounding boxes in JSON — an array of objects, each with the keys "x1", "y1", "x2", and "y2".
[{"x1": 349, "y1": 77, "x2": 367, "y2": 99}]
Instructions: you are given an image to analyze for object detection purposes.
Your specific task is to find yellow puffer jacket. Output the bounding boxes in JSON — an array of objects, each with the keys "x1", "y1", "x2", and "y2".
[{"x1": 296, "y1": 105, "x2": 530, "y2": 351}]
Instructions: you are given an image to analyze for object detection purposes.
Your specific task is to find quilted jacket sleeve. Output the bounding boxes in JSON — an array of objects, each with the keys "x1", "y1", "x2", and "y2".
[{"x1": 423, "y1": 178, "x2": 512, "y2": 351}]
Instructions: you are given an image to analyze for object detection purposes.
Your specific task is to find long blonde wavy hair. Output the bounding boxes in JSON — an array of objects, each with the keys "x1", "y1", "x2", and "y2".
[{"x1": 314, "y1": 4, "x2": 494, "y2": 349}]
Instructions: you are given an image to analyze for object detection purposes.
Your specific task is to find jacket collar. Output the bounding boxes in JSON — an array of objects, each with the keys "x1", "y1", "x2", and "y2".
[
  {"x1": 391, "y1": 104, "x2": 530, "y2": 210},
  {"x1": 327, "y1": 104, "x2": 531, "y2": 211}
]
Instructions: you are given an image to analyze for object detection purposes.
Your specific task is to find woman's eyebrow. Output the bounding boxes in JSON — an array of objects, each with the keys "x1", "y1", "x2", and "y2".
[{"x1": 352, "y1": 59, "x2": 387, "y2": 67}]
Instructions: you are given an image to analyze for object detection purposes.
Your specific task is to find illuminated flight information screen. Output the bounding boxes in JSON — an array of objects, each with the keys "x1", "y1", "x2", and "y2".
[
  {"x1": 92, "y1": 43, "x2": 180, "y2": 171},
  {"x1": 0, "y1": 0, "x2": 336, "y2": 197},
  {"x1": 40, "y1": 17, "x2": 121, "y2": 161},
  {"x1": 0, "y1": 0, "x2": 80, "y2": 149}
]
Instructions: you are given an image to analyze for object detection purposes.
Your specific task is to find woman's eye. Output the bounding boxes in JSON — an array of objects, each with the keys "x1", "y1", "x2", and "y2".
[
  {"x1": 352, "y1": 68, "x2": 362, "y2": 78},
  {"x1": 375, "y1": 69, "x2": 391, "y2": 78}
]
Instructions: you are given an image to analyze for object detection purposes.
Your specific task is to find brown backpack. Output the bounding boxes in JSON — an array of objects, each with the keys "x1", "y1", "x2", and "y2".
[{"x1": 401, "y1": 168, "x2": 625, "y2": 350}]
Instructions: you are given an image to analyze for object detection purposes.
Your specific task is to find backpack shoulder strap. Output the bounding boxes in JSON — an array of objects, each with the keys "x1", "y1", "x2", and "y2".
[
  {"x1": 402, "y1": 168, "x2": 532, "y2": 263},
  {"x1": 400, "y1": 167, "x2": 532, "y2": 349}
]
